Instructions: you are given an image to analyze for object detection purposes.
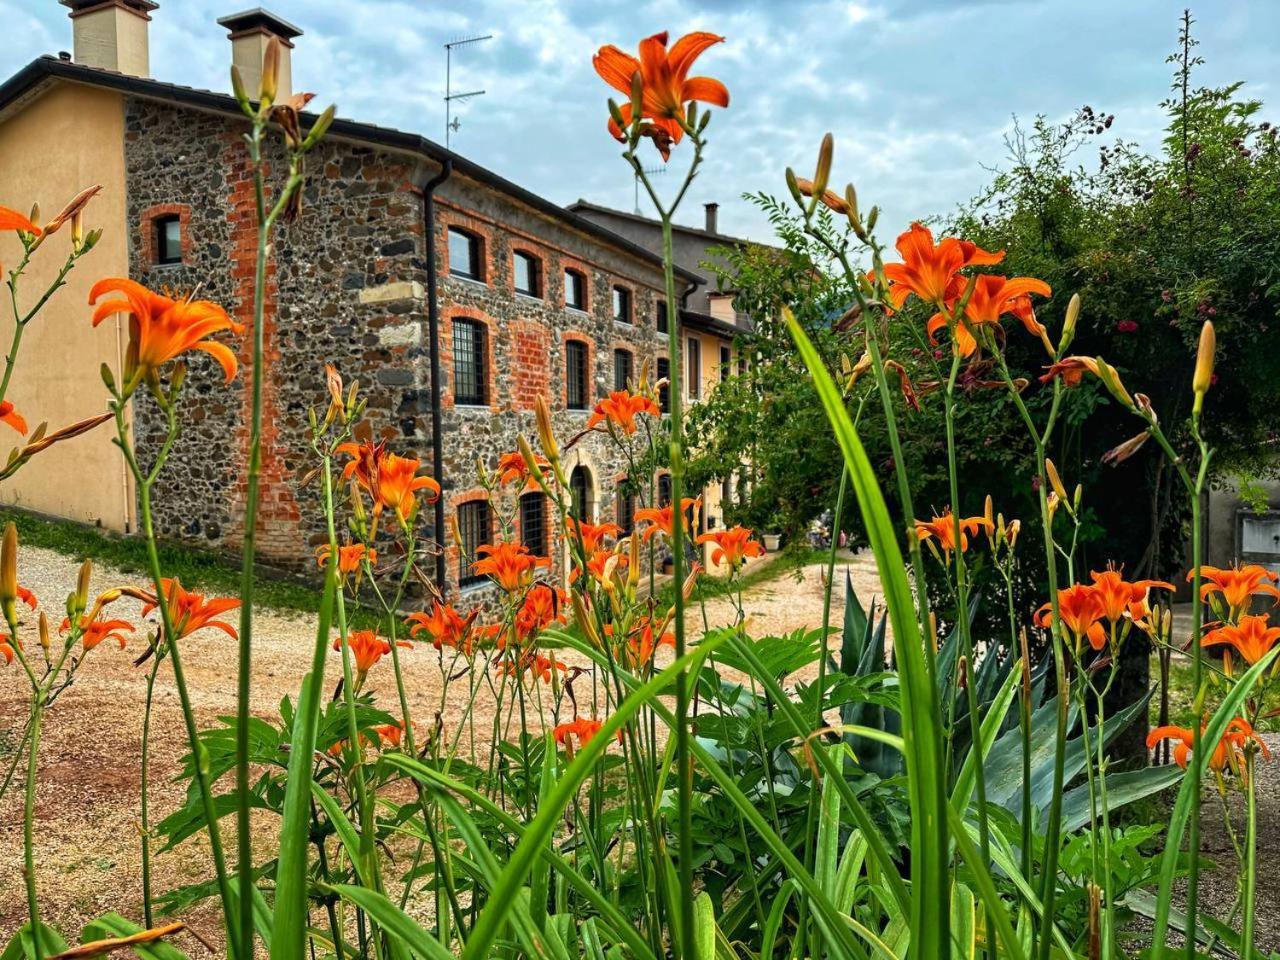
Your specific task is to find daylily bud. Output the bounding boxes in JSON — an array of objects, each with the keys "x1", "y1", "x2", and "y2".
[
  {"x1": 983, "y1": 495, "x2": 994, "y2": 534},
  {"x1": 627, "y1": 532, "x2": 641, "y2": 590},
  {"x1": 1045, "y1": 459, "x2": 1069, "y2": 505},
  {"x1": 571, "y1": 591, "x2": 601, "y2": 648},
  {"x1": 1094, "y1": 357, "x2": 1134, "y2": 408},
  {"x1": 38, "y1": 612, "x2": 50, "y2": 654},
  {"x1": 71, "y1": 210, "x2": 84, "y2": 250},
  {"x1": 812, "y1": 133, "x2": 834, "y2": 199},
  {"x1": 0, "y1": 522, "x2": 16, "y2": 625},
  {"x1": 516, "y1": 434, "x2": 548, "y2": 491},
  {"x1": 928, "y1": 611, "x2": 938, "y2": 654},
  {"x1": 629, "y1": 70, "x2": 644, "y2": 132},
  {"x1": 866, "y1": 206, "x2": 879, "y2": 232},
  {"x1": 1047, "y1": 491, "x2": 1060, "y2": 521},
  {"x1": 301, "y1": 104, "x2": 337, "y2": 152},
  {"x1": 1059, "y1": 293, "x2": 1081, "y2": 353},
  {"x1": 1007, "y1": 519, "x2": 1021, "y2": 549},
  {"x1": 1192, "y1": 320, "x2": 1215, "y2": 415},
  {"x1": 231, "y1": 64, "x2": 251, "y2": 113},
  {"x1": 100, "y1": 363, "x2": 116, "y2": 393},
  {"x1": 535, "y1": 394, "x2": 559, "y2": 463},
  {"x1": 1101, "y1": 430, "x2": 1150, "y2": 466},
  {"x1": 72, "y1": 558, "x2": 92, "y2": 619},
  {"x1": 956, "y1": 655, "x2": 968, "y2": 692},
  {"x1": 260, "y1": 37, "x2": 282, "y2": 106},
  {"x1": 785, "y1": 167, "x2": 804, "y2": 206}
]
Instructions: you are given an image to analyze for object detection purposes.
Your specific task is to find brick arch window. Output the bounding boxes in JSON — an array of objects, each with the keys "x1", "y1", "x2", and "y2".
[
  {"x1": 448, "y1": 226, "x2": 483, "y2": 280},
  {"x1": 513, "y1": 249, "x2": 542, "y2": 298},
  {"x1": 139, "y1": 203, "x2": 190, "y2": 267},
  {"x1": 519, "y1": 491, "x2": 548, "y2": 556},
  {"x1": 457, "y1": 498, "x2": 492, "y2": 587},
  {"x1": 612, "y1": 285, "x2": 632, "y2": 324},
  {"x1": 569, "y1": 465, "x2": 594, "y2": 522},
  {"x1": 565, "y1": 339, "x2": 589, "y2": 410},
  {"x1": 613, "y1": 347, "x2": 633, "y2": 391},
  {"x1": 452, "y1": 317, "x2": 488, "y2": 405}
]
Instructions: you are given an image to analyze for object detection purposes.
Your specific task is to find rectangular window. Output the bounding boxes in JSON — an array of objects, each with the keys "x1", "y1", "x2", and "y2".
[
  {"x1": 612, "y1": 286, "x2": 632, "y2": 324},
  {"x1": 617, "y1": 489, "x2": 636, "y2": 535},
  {"x1": 448, "y1": 227, "x2": 481, "y2": 280},
  {"x1": 720, "y1": 345, "x2": 732, "y2": 381},
  {"x1": 156, "y1": 215, "x2": 182, "y2": 265},
  {"x1": 566, "y1": 340, "x2": 589, "y2": 410},
  {"x1": 520, "y1": 492, "x2": 548, "y2": 556},
  {"x1": 452, "y1": 318, "x2": 487, "y2": 405},
  {"x1": 687, "y1": 337, "x2": 701, "y2": 400},
  {"x1": 564, "y1": 269, "x2": 586, "y2": 310},
  {"x1": 458, "y1": 500, "x2": 492, "y2": 587},
  {"x1": 614, "y1": 348, "x2": 633, "y2": 392},
  {"x1": 656, "y1": 300, "x2": 668, "y2": 334},
  {"x1": 513, "y1": 251, "x2": 540, "y2": 297},
  {"x1": 656, "y1": 357, "x2": 670, "y2": 413}
]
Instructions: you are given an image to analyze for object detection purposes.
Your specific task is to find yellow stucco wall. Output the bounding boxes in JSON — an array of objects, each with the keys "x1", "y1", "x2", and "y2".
[{"x1": 0, "y1": 82, "x2": 134, "y2": 531}]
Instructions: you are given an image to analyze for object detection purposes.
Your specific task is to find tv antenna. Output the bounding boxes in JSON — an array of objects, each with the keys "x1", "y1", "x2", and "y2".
[
  {"x1": 444, "y1": 34, "x2": 492, "y2": 149},
  {"x1": 634, "y1": 164, "x2": 666, "y2": 214}
]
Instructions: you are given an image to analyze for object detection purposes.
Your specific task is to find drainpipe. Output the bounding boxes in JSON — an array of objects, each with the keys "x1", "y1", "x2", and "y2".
[{"x1": 422, "y1": 158, "x2": 453, "y2": 593}]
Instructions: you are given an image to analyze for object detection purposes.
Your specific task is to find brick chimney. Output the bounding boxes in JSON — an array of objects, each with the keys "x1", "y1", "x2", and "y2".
[
  {"x1": 60, "y1": 0, "x2": 158, "y2": 77},
  {"x1": 704, "y1": 202, "x2": 719, "y2": 234},
  {"x1": 217, "y1": 8, "x2": 303, "y2": 102}
]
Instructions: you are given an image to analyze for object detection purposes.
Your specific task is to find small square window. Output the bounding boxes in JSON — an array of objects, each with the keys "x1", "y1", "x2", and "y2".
[
  {"x1": 564, "y1": 269, "x2": 586, "y2": 310},
  {"x1": 514, "y1": 251, "x2": 541, "y2": 298},
  {"x1": 156, "y1": 215, "x2": 182, "y2": 265},
  {"x1": 612, "y1": 286, "x2": 632, "y2": 324},
  {"x1": 449, "y1": 227, "x2": 482, "y2": 280}
]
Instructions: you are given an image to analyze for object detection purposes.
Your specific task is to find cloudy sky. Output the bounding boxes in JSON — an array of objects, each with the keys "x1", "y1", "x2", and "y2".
[{"x1": 3, "y1": 1, "x2": 1275, "y2": 242}]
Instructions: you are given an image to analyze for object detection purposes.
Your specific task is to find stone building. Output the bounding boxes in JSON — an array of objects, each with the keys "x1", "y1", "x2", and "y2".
[{"x1": 0, "y1": 2, "x2": 702, "y2": 600}]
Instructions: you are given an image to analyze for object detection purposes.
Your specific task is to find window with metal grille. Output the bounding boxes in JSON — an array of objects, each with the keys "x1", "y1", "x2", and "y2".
[
  {"x1": 720, "y1": 345, "x2": 732, "y2": 381},
  {"x1": 520, "y1": 492, "x2": 548, "y2": 556},
  {"x1": 613, "y1": 348, "x2": 633, "y2": 392},
  {"x1": 658, "y1": 474, "x2": 672, "y2": 506},
  {"x1": 448, "y1": 227, "x2": 482, "y2": 280},
  {"x1": 687, "y1": 337, "x2": 701, "y2": 399},
  {"x1": 617, "y1": 488, "x2": 636, "y2": 535},
  {"x1": 570, "y1": 466, "x2": 592, "y2": 521},
  {"x1": 156, "y1": 215, "x2": 182, "y2": 265},
  {"x1": 457, "y1": 500, "x2": 492, "y2": 587},
  {"x1": 513, "y1": 251, "x2": 541, "y2": 297},
  {"x1": 656, "y1": 357, "x2": 670, "y2": 413},
  {"x1": 452, "y1": 318, "x2": 487, "y2": 405},
  {"x1": 656, "y1": 300, "x2": 668, "y2": 333},
  {"x1": 612, "y1": 286, "x2": 631, "y2": 323},
  {"x1": 565, "y1": 340, "x2": 589, "y2": 410},
  {"x1": 564, "y1": 269, "x2": 586, "y2": 310}
]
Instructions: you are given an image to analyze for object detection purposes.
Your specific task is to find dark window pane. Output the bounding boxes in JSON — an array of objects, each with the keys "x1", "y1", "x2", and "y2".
[
  {"x1": 449, "y1": 228, "x2": 480, "y2": 279},
  {"x1": 570, "y1": 466, "x2": 591, "y2": 521},
  {"x1": 514, "y1": 251, "x2": 540, "y2": 297},
  {"x1": 565, "y1": 269, "x2": 585, "y2": 310},
  {"x1": 617, "y1": 488, "x2": 636, "y2": 535},
  {"x1": 566, "y1": 340, "x2": 588, "y2": 410},
  {"x1": 156, "y1": 215, "x2": 181, "y2": 265},
  {"x1": 658, "y1": 474, "x2": 672, "y2": 507},
  {"x1": 656, "y1": 300, "x2": 668, "y2": 333},
  {"x1": 656, "y1": 357, "x2": 670, "y2": 413},
  {"x1": 613, "y1": 349, "x2": 632, "y2": 392},
  {"x1": 612, "y1": 286, "x2": 631, "y2": 323},
  {"x1": 520, "y1": 492, "x2": 547, "y2": 556},
  {"x1": 687, "y1": 337, "x2": 701, "y2": 399},
  {"x1": 458, "y1": 500, "x2": 492, "y2": 587},
  {"x1": 720, "y1": 345, "x2": 732, "y2": 381},
  {"x1": 453, "y1": 319, "x2": 487, "y2": 405}
]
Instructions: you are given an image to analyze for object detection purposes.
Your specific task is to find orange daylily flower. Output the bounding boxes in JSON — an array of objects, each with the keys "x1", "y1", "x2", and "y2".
[
  {"x1": 1148, "y1": 718, "x2": 1271, "y2": 774},
  {"x1": 1088, "y1": 567, "x2": 1175, "y2": 625},
  {"x1": 697, "y1": 525, "x2": 764, "y2": 569},
  {"x1": 89, "y1": 278, "x2": 243, "y2": 388},
  {"x1": 873, "y1": 222, "x2": 1004, "y2": 310},
  {"x1": 1035, "y1": 583, "x2": 1107, "y2": 650},
  {"x1": 593, "y1": 31, "x2": 728, "y2": 160},
  {"x1": 407, "y1": 601, "x2": 479, "y2": 653},
  {"x1": 566, "y1": 517, "x2": 622, "y2": 553},
  {"x1": 496, "y1": 449, "x2": 549, "y2": 488},
  {"x1": 315, "y1": 542, "x2": 375, "y2": 576},
  {"x1": 498, "y1": 652, "x2": 567, "y2": 684},
  {"x1": 0, "y1": 402, "x2": 27, "y2": 436},
  {"x1": 914, "y1": 509, "x2": 989, "y2": 556},
  {"x1": 607, "y1": 615, "x2": 675, "y2": 670},
  {"x1": 374, "y1": 721, "x2": 411, "y2": 749},
  {"x1": 574, "y1": 547, "x2": 629, "y2": 588},
  {"x1": 515, "y1": 582, "x2": 567, "y2": 640},
  {"x1": 334, "y1": 629, "x2": 410, "y2": 679},
  {"x1": 60, "y1": 615, "x2": 134, "y2": 652},
  {"x1": 17, "y1": 585, "x2": 37, "y2": 610},
  {"x1": 0, "y1": 205, "x2": 40, "y2": 235},
  {"x1": 0, "y1": 634, "x2": 19, "y2": 665},
  {"x1": 635, "y1": 497, "x2": 700, "y2": 543},
  {"x1": 1191, "y1": 564, "x2": 1280, "y2": 614},
  {"x1": 337, "y1": 440, "x2": 441, "y2": 523},
  {"x1": 472, "y1": 541, "x2": 551, "y2": 592},
  {"x1": 140, "y1": 579, "x2": 240, "y2": 640},
  {"x1": 553, "y1": 716, "x2": 620, "y2": 747},
  {"x1": 927, "y1": 274, "x2": 1052, "y2": 358},
  {"x1": 1039, "y1": 356, "x2": 1101, "y2": 387},
  {"x1": 1201, "y1": 614, "x2": 1280, "y2": 666},
  {"x1": 587, "y1": 390, "x2": 662, "y2": 435}
]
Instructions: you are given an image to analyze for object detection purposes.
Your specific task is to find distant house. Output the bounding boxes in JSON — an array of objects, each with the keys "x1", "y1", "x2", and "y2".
[
  {"x1": 569, "y1": 200, "x2": 766, "y2": 560},
  {"x1": 0, "y1": 2, "x2": 703, "y2": 600}
]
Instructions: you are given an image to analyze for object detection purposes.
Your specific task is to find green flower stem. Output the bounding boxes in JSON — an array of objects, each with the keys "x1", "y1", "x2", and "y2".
[
  {"x1": 22, "y1": 694, "x2": 44, "y2": 960},
  {"x1": 140, "y1": 652, "x2": 163, "y2": 928},
  {"x1": 1242, "y1": 750, "x2": 1257, "y2": 958}
]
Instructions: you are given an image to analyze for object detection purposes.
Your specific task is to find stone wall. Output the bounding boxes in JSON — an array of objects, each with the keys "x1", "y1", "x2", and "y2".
[{"x1": 123, "y1": 97, "x2": 672, "y2": 601}]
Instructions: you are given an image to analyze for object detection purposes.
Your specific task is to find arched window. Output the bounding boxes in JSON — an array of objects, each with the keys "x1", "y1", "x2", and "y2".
[
  {"x1": 452, "y1": 318, "x2": 487, "y2": 405},
  {"x1": 564, "y1": 268, "x2": 587, "y2": 310},
  {"x1": 569, "y1": 465, "x2": 593, "y2": 522}
]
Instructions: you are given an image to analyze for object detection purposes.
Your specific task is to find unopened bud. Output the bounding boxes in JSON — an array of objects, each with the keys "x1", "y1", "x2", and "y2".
[
  {"x1": 629, "y1": 70, "x2": 644, "y2": 131},
  {"x1": 784, "y1": 167, "x2": 803, "y2": 206},
  {"x1": 535, "y1": 394, "x2": 559, "y2": 463},
  {"x1": 38, "y1": 612, "x2": 50, "y2": 653},
  {"x1": 1094, "y1": 357, "x2": 1134, "y2": 408},
  {"x1": 73, "y1": 558, "x2": 92, "y2": 617},
  {"x1": 983, "y1": 495, "x2": 994, "y2": 533},
  {"x1": 260, "y1": 38, "x2": 282, "y2": 106},
  {"x1": 1192, "y1": 320, "x2": 1215, "y2": 415},
  {"x1": 0, "y1": 522, "x2": 17, "y2": 624},
  {"x1": 1059, "y1": 293, "x2": 1080, "y2": 353},
  {"x1": 1045, "y1": 459, "x2": 1069, "y2": 505},
  {"x1": 812, "y1": 133, "x2": 834, "y2": 199}
]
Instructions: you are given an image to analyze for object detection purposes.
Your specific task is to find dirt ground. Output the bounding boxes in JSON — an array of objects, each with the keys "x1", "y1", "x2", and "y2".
[{"x1": 1, "y1": 543, "x2": 1275, "y2": 952}]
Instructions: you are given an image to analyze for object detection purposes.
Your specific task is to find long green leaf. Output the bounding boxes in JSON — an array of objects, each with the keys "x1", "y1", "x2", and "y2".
[
  {"x1": 787, "y1": 308, "x2": 950, "y2": 958},
  {"x1": 951, "y1": 661, "x2": 1020, "y2": 812},
  {"x1": 310, "y1": 781, "x2": 370, "y2": 887},
  {"x1": 327, "y1": 885, "x2": 455, "y2": 960},
  {"x1": 79, "y1": 915, "x2": 186, "y2": 960},
  {"x1": 946, "y1": 805, "x2": 1027, "y2": 960}
]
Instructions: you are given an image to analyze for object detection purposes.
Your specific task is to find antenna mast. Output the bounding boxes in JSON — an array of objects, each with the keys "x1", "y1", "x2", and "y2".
[
  {"x1": 634, "y1": 164, "x2": 666, "y2": 214},
  {"x1": 444, "y1": 33, "x2": 493, "y2": 149}
]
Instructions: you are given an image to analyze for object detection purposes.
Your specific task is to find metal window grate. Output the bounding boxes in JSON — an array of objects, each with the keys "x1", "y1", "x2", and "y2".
[
  {"x1": 453, "y1": 319, "x2": 487, "y2": 405},
  {"x1": 614, "y1": 348, "x2": 633, "y2": 391},
  {"x1": 564, "y1": 269, "x2": 586, "y2": 310},
  {"x1": 656, "y1": 357, "x2": 670, "y2": 413},
  {"x1": 617, "y1": 488, "x2": 636, "y2": 535},
  {"x1": 458, "y1": 500, "x2": 492, "y2": 587},
  {"x1": 448, "y1": 227, "x2": 481, "y2": 279},
  {"x1": 566, "y1": 340, "x2": 588, "y2": 410},
  {"x1": 156, "y1": 215, "x2": 181, "y2": 265},
  {"x1": 520, "y1": 492, "x2": 547, "y2": 556},
  {"x1": 514, "y1": 251, "x2": 540, "y2": 297}
]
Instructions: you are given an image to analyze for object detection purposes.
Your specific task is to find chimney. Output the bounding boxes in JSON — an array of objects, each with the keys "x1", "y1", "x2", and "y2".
[
  {"x1": 60, "y1": 0, "x2": 158, "y2": 77},
  {"x1": 217, "y1": 8, "x2": 303, "y2": 102},
  {"x1": 704, "y1": 202, "x2": 719, "y2": 235}
]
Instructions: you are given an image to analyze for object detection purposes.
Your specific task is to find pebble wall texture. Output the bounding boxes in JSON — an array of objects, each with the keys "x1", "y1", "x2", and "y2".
[{"x1": 124, "y1": 97, "x2": 675, "y2": 601}]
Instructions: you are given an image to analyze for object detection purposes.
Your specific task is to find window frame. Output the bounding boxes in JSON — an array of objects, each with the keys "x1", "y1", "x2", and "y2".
[
  {"x1": 452, "y1": 317, "x2": 488, "y2": 406},
  {"x1": 611, "y1": 285, "x2": 632, "y2": 324},
  {"x1": 519, "y1": 491, "x2": 548, "y2": 557},
  {"x1": 613, "y1": 347, "x2": 634, "y2": 392},
  {"x1": 564, "y1": 268, "x2": 587, "y2": 311},
  {"x1": 565, "y1": 339, "x2": 589, "y2": 411},
  {"x1": 656, "y1": 356, "x2": 670, "y2": 413},
  {"x1": 457, "y1": 499, "x2": 493, "y2": 588},
  {"x1": 448, "y1": 227, "x2": 483, "y2": 281},
  {"x1": 513, "y1": 250, "x2": 542, "y2": 298},
  {"x1": 656, "y1": 299, "x2": 668, "y2": 334},
  {"x1": 155, "y1": 214, "x2": 182, "y2": 266},
  {"x1": 720, "y1": 345, "x2": 732, "y2": 381},
  {"x1": 687, "y1": 336, "x2": 702, "y2": 400},
  {"x1": 617, "y1": 486, "x2": 636, "y2": 536},
  {"x1": 569, "y1": 466, "x2": 593, "y2": 522}
]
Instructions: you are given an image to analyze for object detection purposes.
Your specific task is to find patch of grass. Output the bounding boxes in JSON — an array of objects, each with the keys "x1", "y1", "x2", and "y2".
[
  {"x1": 1, "y1": 507, "x2": 337, "y2": 619},
  {"x1": 1151, "y1": 654, "x2": 1198, "y2": 729},
  {"x1": 654, "y1": 543, "x2": 827, "y2": 606}
]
